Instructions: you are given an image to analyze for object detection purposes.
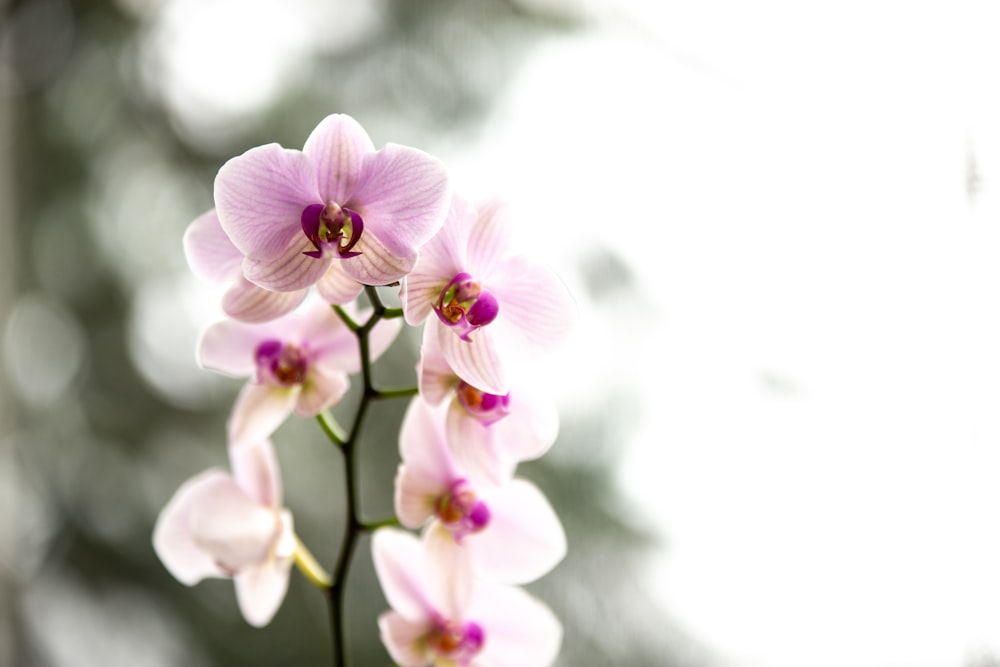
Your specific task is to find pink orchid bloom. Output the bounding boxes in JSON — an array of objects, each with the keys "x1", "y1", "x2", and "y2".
[
  {"x1": 184, "y1": 209, "x2": 307, "y2": 322},
  {"x1": 417, "y1": 323, "x2": 558, "y2": 485},
  {"x1": 373, "y1": 527, "x2": 563, "y2": 667},
  {"x1": 400, "y1": 195, "x2": 575, "y2": 395},
  {"x1": 152, "y1": 438, "x2": 295, "y2": 627},
  {"x1": 198, "y1": 296, "x2": 401, "y2": 444},
  {"x1": 395, "y1": 398, "x2": 566, "y2": 585},
  {"x1": 214, "y1": 113, "x2": 450, "y2": 294}
]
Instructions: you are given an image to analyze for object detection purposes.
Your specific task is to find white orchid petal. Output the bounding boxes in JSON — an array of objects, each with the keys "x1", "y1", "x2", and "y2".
[
  {"x1": 372, "y1": 528, "x2": 433, "y2": 621},
  {"x1": 227, "y1": 382, "x2": 299, "y2": 445},
  {"x1": 152, "y1": 469, "x2": 233, "y2": 585},
  {"x1": 470, "y1": 479, "x2": 566, "y2": 584}
]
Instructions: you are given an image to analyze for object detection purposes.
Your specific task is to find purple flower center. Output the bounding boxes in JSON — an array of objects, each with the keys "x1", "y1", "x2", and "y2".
[
  {"x1": 456, "y1": 381, "x2": 511, "y2": 425},
  {"x1": 434, "y1": 479, "x2": 490, "y2": 541},
  {"x1": 300, "y1": 202, "x2": 364, "y2": 260},
  {"x1": 427, "y1": 617, "x2": 485, "y2": 665},
  {"x1": 254, "y1": 339, "x2": 309, "y2": 386},
  {"x1": 434, "y1": 272, "x2": 499, "y2": 342}
]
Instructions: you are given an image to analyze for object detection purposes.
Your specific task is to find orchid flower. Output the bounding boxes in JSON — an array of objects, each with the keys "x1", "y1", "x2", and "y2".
[
  {"x1": 417, "y1": 323, "x2": 558, "y2": 485},
  {"x1": 400, "y1": 195, "x2": 575, "y2": 394},
  {"x1": 373, "y1": 527, "x2": 562, "y2": 667},
  {"x1": 395, "y1": 397, "x2": 566, "y2": 585},
  {"x1": 198, "y1": 296, "x2": 401, "y2": 443},
  {"x1": 152, "y1": 438, "x2": 295, "y2": 627},
  {"x1": 183, "y1": 209, "x2": 307, "y2": 323},
  {"x1": 213, "y1": 113, "x2": 450, "y2": 296}
]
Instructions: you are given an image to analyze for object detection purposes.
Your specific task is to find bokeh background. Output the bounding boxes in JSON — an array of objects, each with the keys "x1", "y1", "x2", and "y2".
[{"x1": 4, "y1": 1, "x2": 1000, "y2": 666}]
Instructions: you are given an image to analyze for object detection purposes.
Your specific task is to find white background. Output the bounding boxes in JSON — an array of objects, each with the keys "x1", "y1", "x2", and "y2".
[{"x1": 463, "y1": 2, "x2": 1000, "y2": 666}]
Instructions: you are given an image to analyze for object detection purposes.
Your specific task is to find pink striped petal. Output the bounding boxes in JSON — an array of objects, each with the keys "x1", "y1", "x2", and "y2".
[
  {"x1": 242, "y1": 235, "x2": 333, "y2": 292},
  {"x1": 215, "y1": 144, "x2": 320, "y2": 260},
  {"x1": 350, "y1": 143, "x2": 450, "y2": 259},
  {"x1": 183, "y1": 210, "x2": 242, "y2": 283},
  {"x1": 468, "y1": 582, "x2": 562, "y2": 667},
  {"x1": 227, "y1": 382, "x2": 299, "y2": 445},
  {"x1": 466, "y1": 198, "x2": 516, "y2": 277},
  {"x1": 378, "y1": 611, "x2": 433, "y2": 667},
  {"x1": 229, "y1": 439, "x2": 282, "y2": 509},
  {"x1": 399, "y1": 271, "x2": 447, "y2": 326},
  {"x1": 152, "y1": 469, "x2": 232, "y2": 585},
  {"x1": 222, "y1": 277, "x2": 306, "y2": 323},
  {"x1": 435, "y1": 319, "x2": 508, "y2": 395},
  {"x1": 339, "y1": 232, "x2": 416, "y2": 286},
  {"x1": 302, "y1": 114, "x2": 374, "y2": 205},
  {"x1": 469, "y1": 479, "x2": 566, "y2": 584},
  {"x1": 317, "y1": 262, "x2": 364, "y2": 305},
  {"x1": 489, "y1": 256, "x2": 576, "y2": 348}
]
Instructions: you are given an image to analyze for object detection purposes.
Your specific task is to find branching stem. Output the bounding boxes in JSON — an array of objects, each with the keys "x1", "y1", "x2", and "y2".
[{"x1": 324, "y1": 286, "x2": 415, "y2": 667}]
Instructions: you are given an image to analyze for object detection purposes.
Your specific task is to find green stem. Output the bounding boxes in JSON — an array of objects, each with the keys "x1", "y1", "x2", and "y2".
[{"x1": 324, "y1": 285, "x2": 411, "y2": 667}]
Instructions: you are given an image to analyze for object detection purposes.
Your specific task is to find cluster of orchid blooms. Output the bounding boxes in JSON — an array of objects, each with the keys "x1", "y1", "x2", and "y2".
[{"x1": 151, "y1": 114, "x2": 575, "y2": 666}]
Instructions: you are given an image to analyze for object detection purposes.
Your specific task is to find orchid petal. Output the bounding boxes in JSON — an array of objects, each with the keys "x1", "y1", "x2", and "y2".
[
  {"x1": 399, "y1": 272, "x2": 446, "y2": 326},
  {"x1": 469, "y1": 479, "x2": 566, "y2": 584},
  {"x1": 242, "y1": 235, "x2": 333, "y2": 292},
  {"x1": 372, "y1": 528, "x2": 433, "y2": 621},
  {"x1": 416, "y1": 323, "x2": 458, "y2": 405},
  {"x1": 152, "y1": 469, "x2": 233, "y2": 585},
  {"x1": 234, "y1": 552, "x2": 293, "y2": 627},
  {"x1": 317, "y1": 262, "x2": 364, "y2": 305},
  {"x1": 490, "y1": 385, "x2": 559, "y2": 465},
  {"x1": 445, "y1": 406, "x2": 514, "y2": 486},
  {"x1": 469, "y1": 582, "x2": 562, "y2": 667},
  {"x1": 423, "y1": 522, "x2": 473, "y2": 619},
  {"x1": 368, "y1": 312, "x2": 404, "y2": 363},
  {"x1": 222, "y1": 277, "x2": 306, "y2": 323},
  {"x1": 466, "y1": 198, "x2": 516, "y2": 277},
  {"x1": 398, "y1": 194, "x2": 474, "y2": 325},
  {"x1": 227, "y1": 382, "x2": 299, "y2": 445},
  {"x1": 435, "y1": 319, "x2": 508, "y2": 395},
  {"x1": 183, "y1": 210, "x2": 243, "y2": 284},
  {"x1": 229, "y1": 439, "x2": 282, "y2": 509},
  {"x1": 187, "y1": 480, "x2": 282, "y2": 572},
  {"x1": 215, "y1": 144, "x2": 321, "y2": 260},
  {"x1": 198, "y1": 320, "x2": 268, "y2": 377},
  {"x1": 294, "y1": 366, "x2": 350, "y2": 416},
  {"x1": 302, "y1": 114, "x2": 374, "y2": 205},
  {"x1": 378, "y1": 611, "x2": 433, "y2": 667},
  {"x1": 350, "y1": 143, "x2": 450, "y2": 259},
  {"x1": 340, "y1": 232, "x2": 417, "y2": 286},
  {"x1": 394, "y1": 462, "x2": 447, "y2": 529},
  {"x1": 489, "y1": 257, "x2": 576, "y2": 348},
  {"x1": 292, "y1": 298, "x2": 352, "y2": 353},
  {"x1": 399, "y1": 398, "x2": 457, "y2": 481}
]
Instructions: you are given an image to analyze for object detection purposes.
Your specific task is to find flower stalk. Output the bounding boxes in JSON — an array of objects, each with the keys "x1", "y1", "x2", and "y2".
[{"x1": 324, "y1": 285, "x2": 413, "y2": 667}]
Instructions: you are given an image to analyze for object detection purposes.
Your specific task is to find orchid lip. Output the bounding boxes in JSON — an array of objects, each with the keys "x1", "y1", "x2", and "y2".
[
  {"x1": 428, "y1": 617, "x2": 486, "y2": 663},
  {"x1": 300, "y1": 202, "x2": 365, "y2": 259},
  {"x1": 435, "y1": 479, "x2": 490, "y2": 540},
  {"x1": 456, "y1": 380, "x2": 511, "y2": 425},
  {"x1": 254, "y1": 338, "x2": 309, "y2": 386},
  {"x1": 433, "y1": 272, "x2": 500, "y2": 341}
]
